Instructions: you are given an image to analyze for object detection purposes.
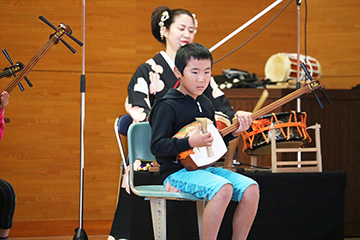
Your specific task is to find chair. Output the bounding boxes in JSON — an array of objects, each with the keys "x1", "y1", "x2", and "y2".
[{"x1": 127, "y1": 122, "x2": 207, "y2": 240}]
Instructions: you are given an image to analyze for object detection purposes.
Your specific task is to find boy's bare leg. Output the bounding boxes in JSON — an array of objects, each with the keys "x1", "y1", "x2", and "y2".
[
  {"x1": 202, "y1": 184, "x2": 233, "y2": 240},
  {"x1": 232, "y1": 184, "x2": 260, "y2": 240}
]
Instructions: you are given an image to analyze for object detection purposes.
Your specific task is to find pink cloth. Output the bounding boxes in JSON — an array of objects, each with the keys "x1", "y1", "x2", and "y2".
[{"x1": 0, "y1": 108, "x2": 5, "y2": 141}]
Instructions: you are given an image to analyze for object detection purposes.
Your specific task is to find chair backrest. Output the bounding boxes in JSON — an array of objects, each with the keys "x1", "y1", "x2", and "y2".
[
  {"x1": 127, "y1": 122, "x2": 156, "y2": 165},
  {"x1": 118, "y1": 114, "x2": 133, "y2": 137}
]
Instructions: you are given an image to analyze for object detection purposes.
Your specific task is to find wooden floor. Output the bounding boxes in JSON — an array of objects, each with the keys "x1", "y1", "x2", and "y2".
[
  {"x1": 12, "y1": 236, "x2": 108, "y2": 240},
  {"x1": 10, "y1": 236, "x2": 360, "y2": 240},
  {"x1": 9, "y1": 219, "x2": 113, "y2": 240},
  {"x1": 8, "y1": 219, "x2": 360, "y2": 240}
]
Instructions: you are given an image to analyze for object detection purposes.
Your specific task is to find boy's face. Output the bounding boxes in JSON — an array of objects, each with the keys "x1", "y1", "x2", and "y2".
[{"x1": 175, "y1": 57, "x2": 212, "y2": 100}]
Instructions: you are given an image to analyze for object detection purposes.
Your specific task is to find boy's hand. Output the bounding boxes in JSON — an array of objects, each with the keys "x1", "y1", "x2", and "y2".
[
  {"x1": 0, "y1": 91, "x2": 10, "y2": 109},
  {"x1": 233, "y1": 111, "x2": 252, "y2": 136},
  {"x1": 188, "y1": 125, "x2": 214, "y2": 148}
]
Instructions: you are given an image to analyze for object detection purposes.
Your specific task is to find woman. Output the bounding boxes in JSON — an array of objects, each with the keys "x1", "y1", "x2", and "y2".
[
  {"x1": 0, "y1": 91, "x2": 16, "y2": 240},
  {"x1": 0, "y1": 91, "x2": 10, "y2": 141},
  {"x1": 125, "y1": 6, "x2": 236, "y2": 125}
]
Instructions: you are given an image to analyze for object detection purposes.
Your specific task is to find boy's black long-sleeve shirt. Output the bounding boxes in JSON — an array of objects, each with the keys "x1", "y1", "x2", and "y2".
[{"x1": 149, "y1": 89, "x2": 234, "y2": 182}]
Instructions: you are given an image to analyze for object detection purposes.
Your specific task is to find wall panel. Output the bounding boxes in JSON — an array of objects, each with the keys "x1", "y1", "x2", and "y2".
[
  {"x1": 0, "y1": 71, "x2": 129, "y2": 222},
  {"x1": 300, "y1": 0, "x2": 360, "y2": 89}
]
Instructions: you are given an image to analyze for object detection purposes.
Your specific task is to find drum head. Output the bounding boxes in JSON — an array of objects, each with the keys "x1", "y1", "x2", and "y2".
[
  {"x1": 265, "y1": 53, "x2": 322, "y2": 82},
  {"x1": 265, "y1": 53, "x2": 291, "y2": 82},
  {"x1": 243, "y1": 112, "x2": 310, "y2": 155}
]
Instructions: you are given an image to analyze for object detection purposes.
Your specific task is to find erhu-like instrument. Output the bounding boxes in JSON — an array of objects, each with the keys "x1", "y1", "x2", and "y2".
[{"x1": 1, "y1": 15, "x2": 82, "y2": 95}]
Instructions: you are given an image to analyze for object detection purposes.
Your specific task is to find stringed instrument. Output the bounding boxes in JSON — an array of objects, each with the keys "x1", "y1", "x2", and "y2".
[
  {"x1": 1, "y1": 23, "x2": 72, "y2": 94},
  {"x1": 0, "y1": 62, "x2": 24, "y2": 79},
  {"x1": 174, "y1": 79, "x2": 322, "y2": 171}
]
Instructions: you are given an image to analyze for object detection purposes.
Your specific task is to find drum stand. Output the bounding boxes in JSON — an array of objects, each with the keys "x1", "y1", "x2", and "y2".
[
  {"x1": 249, "y1": 123, "x2": 323, "y2": 173},
  {"x1": 270, "y1": 123, "x2": 322, "y2": 172}
]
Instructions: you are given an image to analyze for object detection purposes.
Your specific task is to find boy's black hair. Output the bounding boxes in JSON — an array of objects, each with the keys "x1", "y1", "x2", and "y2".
[{"x1": 175, "y1": 43, "x2": 213, "y2": 75}]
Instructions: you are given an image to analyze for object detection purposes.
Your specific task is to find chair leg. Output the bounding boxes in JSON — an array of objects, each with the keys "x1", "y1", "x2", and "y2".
[
  {"x1": 270, "y1": 125, "x2": 278, "y2": 173},
  {"x1": 314, "y1": 123, "x2": 322, "y2": 172},
  {"x1": 149, "y1": 198, "x2": 167, "y2": 240},
  {"x1": 196, "y1": 200, "x2": 207, "y2": 240}
]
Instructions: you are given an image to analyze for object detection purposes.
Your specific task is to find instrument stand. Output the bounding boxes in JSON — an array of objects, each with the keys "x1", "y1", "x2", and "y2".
[{"x1": 73, "y1": 1, "x2": 88, "y2": 239}]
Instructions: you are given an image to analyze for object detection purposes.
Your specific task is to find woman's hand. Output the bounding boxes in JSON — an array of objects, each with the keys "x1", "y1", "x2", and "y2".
[{"x1": 0, "y1": 91, "x2": 9, "y2": 109}]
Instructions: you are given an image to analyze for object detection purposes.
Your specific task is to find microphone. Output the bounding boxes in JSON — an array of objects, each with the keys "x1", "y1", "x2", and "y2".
[{"x1": 0, "y1": 62, "x2": 25, "y2": 79}]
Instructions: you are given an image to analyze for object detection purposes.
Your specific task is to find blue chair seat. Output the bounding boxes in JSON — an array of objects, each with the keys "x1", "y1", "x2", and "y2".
[{"x1": 134, "y1": 185, "x2": 205, "y2": 201}]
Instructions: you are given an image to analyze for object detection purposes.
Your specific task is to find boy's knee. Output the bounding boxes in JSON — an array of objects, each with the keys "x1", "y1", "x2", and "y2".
[
  {"x1": 217, "y1": 183, "x2": 233, "y2": 200},
  {"x1": 244, "y1": 184, "x2": 260, "y2": 201}
]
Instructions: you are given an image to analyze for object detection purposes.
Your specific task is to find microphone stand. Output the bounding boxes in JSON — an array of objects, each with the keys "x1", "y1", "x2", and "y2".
[
  {"x1": 73, "y1": 0, "x2": 88, "y2": 239},
  {"x1": 296, "y1": 0, "x2": 302, "y2": 166}
]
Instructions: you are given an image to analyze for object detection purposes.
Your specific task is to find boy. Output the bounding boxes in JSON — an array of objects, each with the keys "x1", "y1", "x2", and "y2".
[{"x1": 149, "y1": 43, "x2": 259, "y2": 240}]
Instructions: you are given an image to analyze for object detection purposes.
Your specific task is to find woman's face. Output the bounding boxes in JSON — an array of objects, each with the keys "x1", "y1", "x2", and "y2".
[{"x1": 164, "y1": 14, "x2": 196, "y2": 51}]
